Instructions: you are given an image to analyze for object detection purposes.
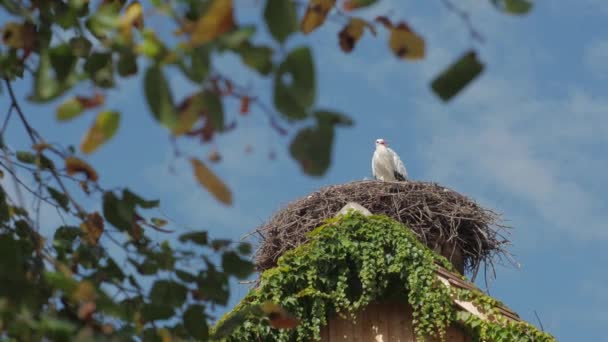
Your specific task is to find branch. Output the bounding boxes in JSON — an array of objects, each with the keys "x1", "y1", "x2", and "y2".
[
  {"x1": 3, "y1": 78, "x2": 40, "y2": 143},
  {"x1": 438, "y1": 0, "x2": 485, "y2": 44}
]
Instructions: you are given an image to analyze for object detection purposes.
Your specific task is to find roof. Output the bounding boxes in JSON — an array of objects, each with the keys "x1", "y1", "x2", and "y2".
[{"x1": 434, "y1": 262, "x2": 521, "y2": 323}]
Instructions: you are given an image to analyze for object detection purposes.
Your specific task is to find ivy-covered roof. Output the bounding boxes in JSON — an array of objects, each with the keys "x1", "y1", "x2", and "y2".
[{"x1": 214, "y1": 212, "x2": 554, "y2": 342}]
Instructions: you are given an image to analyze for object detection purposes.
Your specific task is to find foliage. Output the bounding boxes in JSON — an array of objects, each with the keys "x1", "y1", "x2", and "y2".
[
  {"x1": 0, "y1": 0, "x2": 536, "y2": 340},
  {"x1": 0, "y1": 0, "x2": 532, "y2": 193},
  {"x1": 214, "y1": 212, "x2": 554, "y2": 342}
]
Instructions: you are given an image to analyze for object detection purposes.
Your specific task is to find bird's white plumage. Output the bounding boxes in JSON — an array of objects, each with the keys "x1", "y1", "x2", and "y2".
[{"x1": 372, "y1": 138, "x2": 408, "y2": 181}]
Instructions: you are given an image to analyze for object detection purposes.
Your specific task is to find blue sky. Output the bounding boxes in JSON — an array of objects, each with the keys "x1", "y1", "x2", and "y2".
[{"x1": 2, "y1": 0, "x2": 608, "y2": 340}]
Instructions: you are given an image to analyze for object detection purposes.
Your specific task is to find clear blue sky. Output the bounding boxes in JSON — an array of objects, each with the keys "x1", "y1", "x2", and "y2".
[{"x1": 2, "y1": 1, "x2": 608, "y2": 340}]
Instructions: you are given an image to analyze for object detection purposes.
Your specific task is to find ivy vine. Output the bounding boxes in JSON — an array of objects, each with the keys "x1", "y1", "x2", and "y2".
[{"x1": 214, "y1": 213, "x2": 554, "y2": 342}]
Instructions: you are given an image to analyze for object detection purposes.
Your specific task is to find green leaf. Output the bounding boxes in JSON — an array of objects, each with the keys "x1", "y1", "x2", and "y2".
[
  {"x1": 175, "y1": 269, "x2": 197, "y2": 283},
  {"x1": 178, "y1": 231, "x2": 208, "y2": 245},
  {"x1": 218, "y1": 25, "x2": 256, "y2": 49},
  {"x1": 222, "y1": 251, "x2": 254, "y2": 280},
  {"x1": 29, "y1": 50, "x2": 61, "y2": 102},
  {"x1": 69, "y1": 36, "x2": 92, "y2": 57},
  {"x1": 0, "y1": 187, "x2": 9, "y2": 222},
  {"x1": 85, "y1": 1, "x2": 120, "y2": 39},
  {"x1": 117, "y1": 50, "x2": 138, "y2": 77},
  {"x1": 142, "y1": 303, "x2": 175, "y2": 322},
  {"x1": 102, "y1": 191, "x2": 131, "y2": 231},
  {"x1": 150, "y1": 280, "x2": 188, "y2": 308},
  {"x1": 49, "y1": 44, "x2": 77, "y2": 84},
  {"x1": 123, "y1": 189, "x2": 160, "y2": 209},
  {"x1": 431, "y1": 51, "x2": 484, "y2": 102},
  {"x1": 212, "y1": 306, "x2": 258, "y2": 339},
  {"x1": 84, "y1": 52, "x2": 114, "y2": 88},
  {"x1": 80, "y1": 110, "x2": 121, "y2": 154},
  {"x1": 44, "y1": 271, "x2": 78, "y2": 293},
  {"x1": 56, "y1": 98, "x2": 84, "y2": 122},
  {"x1": 264, "y1": 0, "x2": 298, "y2": 44},
  {"x1": 53, "y1": 226, "x2": 82, "y2": 248},
  {"x1": 237, "y1": 242, "x2": 252, "y2": 255},
  {"x1": 237, "y1": 43, "x2": 274, "y2": 76},
  {"x1": 274, "y1": 46, "x2": 316, "y2": 120},
  {"x1": 16, "y1": 151, "x2": 36, "y2": 164},
  {"x1": 183, "y1": 305, "x2": 209, "y2": 340},
  {"x1": 202, "y1": 91, "x2": 224, "y2": 131},
  {"x1": 134, "y1": 258, "x2": 160, "y2": 275},
  {"x1": 314, "y1": 110, "x2": 353, "y2": 126},
  {"x1": 491, "y1": 0, "x2": 533, "y2": 14},
  {"x1": 179, "y1": 46, "x2": 210, "y2": 83},
  {"x1": 289, "y1": 123, "x2": 334, "y2": 176},
  {"x1": 144, "y1": 65, "x2": 178, "y2": 130},
  {"x1": 47, "y1": 186, "x2": 69, "y2": 211},
  {"x1": 197, "y1": 267, "x2": 229, "y2": 305}
]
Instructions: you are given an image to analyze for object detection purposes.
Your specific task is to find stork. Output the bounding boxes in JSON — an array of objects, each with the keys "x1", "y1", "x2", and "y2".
[{"x1": 372, "y1": 138, "x2": 408, "y2": 181}]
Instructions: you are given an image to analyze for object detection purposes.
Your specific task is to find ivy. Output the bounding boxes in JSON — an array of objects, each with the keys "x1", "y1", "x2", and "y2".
[{"x1": 214, "y1": 213, "x2": 554, "y2": 342}]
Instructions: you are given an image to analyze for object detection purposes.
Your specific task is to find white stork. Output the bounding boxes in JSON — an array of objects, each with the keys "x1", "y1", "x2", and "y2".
[{"x1": 372, "y1": 138, "x2": 408, "y2": 181}]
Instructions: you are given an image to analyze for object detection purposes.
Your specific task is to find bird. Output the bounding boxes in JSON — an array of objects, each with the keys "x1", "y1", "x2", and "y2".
[{"x1": 372, "y1": 138, "x2": 408, "y2": 181}]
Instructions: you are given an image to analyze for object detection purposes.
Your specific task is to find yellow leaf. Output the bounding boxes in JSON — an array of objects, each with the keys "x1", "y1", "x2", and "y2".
[
  {"x1": 388, "y1": 23, "x2": 425, "y2": 60},
  {"x1": 190, "y1": 0, "x2": 234, "y2": 46},
  {"x1": 78, "y1": 301, "x2": 96, "y2": 321},
  {"x1": 80, "y1": 110, "x2": 120, "y2": 154},
  {"x1": 73, "y1": 281, "x2": 97, "y2": 302},
  {"x1": 81, "y1": 212, "x2": 104, "y2": 245},
  {"x1": 190, "y1": 158, "x2": 232, "y2": 205},
  {"x1": 338, "y1": 18, "x2": 370, "y2": 53},
  {"x1": 300, "y1": 0, "x2": 336, "y2": 34},
  {"x1": 122, "y1": 1, "x2": 144, "y2": 30},
  {"x1": 173, "y1": 94, "x2": 204, "y2": 136},
  {"x1": 65, "y1": 157, "x2": 99, "y2": 182},
  {"x1": 1, "y1": 22, "x2": 35, "y2": 50},
  {"x1": 32, "y1": 142, "x2": 52, "y2": 152},
  {"x1": 259, "y1": 302, "x2": 300, "y2": 329},
  {"x1": 158, "y1": 328, "x2": 173, "y2": 342}
]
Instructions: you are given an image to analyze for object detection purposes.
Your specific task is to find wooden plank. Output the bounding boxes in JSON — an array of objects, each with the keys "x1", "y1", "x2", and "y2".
[{"x1": 375, "y1": 302, "x2": 389, "y2": 342}]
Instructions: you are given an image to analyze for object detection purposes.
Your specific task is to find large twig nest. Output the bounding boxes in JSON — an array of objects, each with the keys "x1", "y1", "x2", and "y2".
[{"x1": 253, "y1": 180, "x2": 511, "y2": 277}]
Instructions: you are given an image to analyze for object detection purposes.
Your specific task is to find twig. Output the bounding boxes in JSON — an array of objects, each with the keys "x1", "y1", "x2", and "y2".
[
  {"x1": 4, "y1": 79, "x2": 41, "y2": 143},
  {"x1": 438, "y1": 0, "x2": 485, "y2": 44},
  {"x1": 533, "y1": 310, "x2": 545, "y2": 332}
]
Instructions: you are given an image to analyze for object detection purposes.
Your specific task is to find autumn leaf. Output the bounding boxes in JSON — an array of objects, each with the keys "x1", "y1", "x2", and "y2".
[
  {"x1": 1, "y1": 22, "x2": 36, "y2": 50},
  {"x1": 338, "y1": 18, "x2": 373, "y2": 53},
  {"x1": 208, "y1": 150, "x2": 221, "y2": 163},
  {"x1": 77, "y1": 93, "x2": 106, "y2": 109},
  {"x1": 56, "y1": 94, "x2": 105, "y2": 122},
  {"x1": 388, "y1": 22, "x2": 425, "y2": 60},
  {"x1": 81, "y1": 212, "x2": 104, "y2": 245},
  {"x1": 150, "y1": 218, "x2": 168, "y2": 227},
  {"x1": 190, "y1": 158, "x2": 232, "y2": 205},
  {"x1": 80, "y1": 110, "x2": 120, "y2": 154},
  {"x1": 300, "y1": 0, "x2": 336, "y2": 34},
  {"x1": 174, "y1": 94, "x2": 204, "y2": 136},
  {"x1": 259, "y1": 302, "x2": 299, "y2": 329},
  {"x1": 65, "y1": 157, "x2": 99, "y2": 182},
  {"x1": 343, "y1": 0, "x2": 378, "y2": 11},
  {"x1": 239, "y1": 96, "x2": 250, "y2": 115},
  {"x1": 190, "y1": 0, "x2": 235, "y2": 46},
  {"x1": 73, "y1": 280, "x2": 97, "y2": 302},
  {"x1": 121, "y1": 1, "x2": 144, "y2": 31},
  {"x1": 78, "y1": 301, "x2": 97, "y2": 321}
]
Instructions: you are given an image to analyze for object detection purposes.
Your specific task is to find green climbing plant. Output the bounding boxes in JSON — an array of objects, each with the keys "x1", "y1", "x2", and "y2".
[{"x1": 214, "y1": 212, "x2": 554, "y2": 342}]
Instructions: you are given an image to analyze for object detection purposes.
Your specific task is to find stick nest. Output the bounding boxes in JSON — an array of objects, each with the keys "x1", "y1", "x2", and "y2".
[{"x1": 253, "y1": 180, "x2": 511, "y2": 276}]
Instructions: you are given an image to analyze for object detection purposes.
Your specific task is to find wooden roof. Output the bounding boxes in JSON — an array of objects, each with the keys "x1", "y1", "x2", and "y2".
[{"x1": 434, "y1": 263, "x2": 521, "y2": 322}]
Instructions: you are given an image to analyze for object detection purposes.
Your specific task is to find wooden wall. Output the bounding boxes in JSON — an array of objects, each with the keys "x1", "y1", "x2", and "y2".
[{"x1": 319, "y1": 301, "x2": 469, "y2": 342}]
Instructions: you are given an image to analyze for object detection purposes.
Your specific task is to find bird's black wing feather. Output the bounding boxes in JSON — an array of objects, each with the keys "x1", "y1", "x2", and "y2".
[{"x1": 394, "y1": 171, "x2": 406, "y2": 181}]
